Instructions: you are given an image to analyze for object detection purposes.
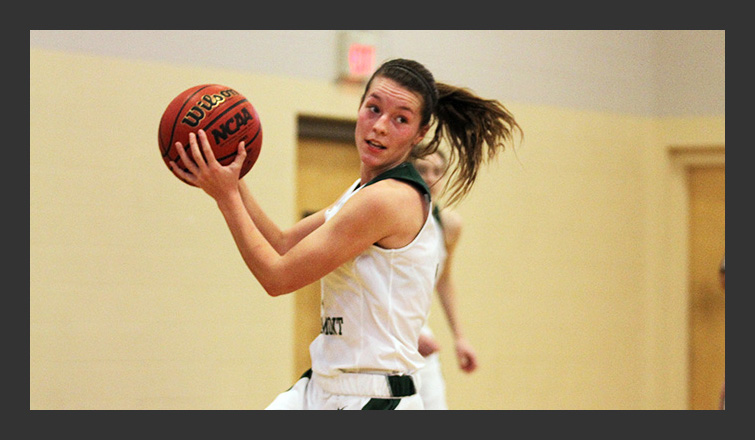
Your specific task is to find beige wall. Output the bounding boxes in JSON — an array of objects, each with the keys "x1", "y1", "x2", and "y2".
[{"x1": 30, "y1": 48, "x2": 724, "y2": 409}]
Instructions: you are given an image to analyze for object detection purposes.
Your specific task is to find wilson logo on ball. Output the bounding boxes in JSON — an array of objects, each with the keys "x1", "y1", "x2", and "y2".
[{"x1": 180, "y1": 88, "x2": 240, "y2": 127}]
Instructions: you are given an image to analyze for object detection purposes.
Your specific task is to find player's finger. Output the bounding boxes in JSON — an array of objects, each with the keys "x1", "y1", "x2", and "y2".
[
  {"x1": 233, "y1": 141, "x2": 247, "y2": 167},
  {"x1": 197, "y1": 129, "x2": 217, "y2": 165},
  {"x1": 173, "y1": 141, "x2": 199, "y2": 175},
  {"x1": 187, "y1": 132, "x2": 207, "y2": 169},
  {"x1": 168, "y1": 160, "x2": 196, "y2": 185}
]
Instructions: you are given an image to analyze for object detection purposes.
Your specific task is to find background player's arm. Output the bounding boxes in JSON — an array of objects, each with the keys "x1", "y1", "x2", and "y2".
[{"x1": 436, "y1": 209, "x2": 478, "y2": 373}]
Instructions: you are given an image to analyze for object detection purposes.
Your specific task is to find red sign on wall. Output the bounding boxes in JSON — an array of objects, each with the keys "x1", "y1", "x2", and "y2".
[
  {"x1": 348, "y1": 43, "x2": 376, "y2": 79},
  {"x1": 338, "y1": 31, "x2": 378, "y2": 84}
]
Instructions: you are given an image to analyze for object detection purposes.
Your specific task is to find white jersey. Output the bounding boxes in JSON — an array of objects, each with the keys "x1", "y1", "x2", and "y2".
[{"x1": 309, "y1": 164, "x2": 443, "y2": 378}]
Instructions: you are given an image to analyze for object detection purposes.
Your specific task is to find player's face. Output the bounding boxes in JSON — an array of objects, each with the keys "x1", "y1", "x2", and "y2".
[
  {"x1": 356, "y1": 77, "x2": 428, "y2": 174},
  {"x1": 414, "y1": 153, "x2": 446, "y2": 198}
]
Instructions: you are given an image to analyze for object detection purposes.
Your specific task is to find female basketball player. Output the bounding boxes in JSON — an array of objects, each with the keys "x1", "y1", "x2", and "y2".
[
  {"x1": 170, "y1": 58, "x2": 521, "y2": 410},
  {"x1": 412, "y1": 149, "x2": 478, "y2": 410}
]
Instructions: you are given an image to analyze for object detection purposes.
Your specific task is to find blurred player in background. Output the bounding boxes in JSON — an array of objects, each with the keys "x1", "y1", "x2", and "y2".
[{"x1": 412, "y1": 148, "x2": 479, "y2": 410}]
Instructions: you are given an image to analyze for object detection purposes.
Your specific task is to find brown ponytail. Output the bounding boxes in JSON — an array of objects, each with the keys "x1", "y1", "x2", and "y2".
[
  {"x1": 368, "y1": 59, "x2": 522, "y2": 206},
  {"x1": 422, "y1": 83, "x2": 522, "y2": 206}
]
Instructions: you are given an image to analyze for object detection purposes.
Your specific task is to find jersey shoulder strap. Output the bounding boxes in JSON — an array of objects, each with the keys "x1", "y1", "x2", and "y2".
[
  {"x1": 362, "y1": 162, "x2": 431, "y2": 202},
  {"x1": 432, "y1": 205, "x2": 443, "y2": 230}
]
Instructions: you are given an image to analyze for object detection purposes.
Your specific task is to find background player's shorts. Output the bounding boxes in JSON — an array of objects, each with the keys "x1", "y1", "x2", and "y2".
[
  {"x1": 265, "y1": 370, "x2": 424, "y2": 410},
  {"x1": 417, "y1": 352, "x2": 448, "y2": 410}
]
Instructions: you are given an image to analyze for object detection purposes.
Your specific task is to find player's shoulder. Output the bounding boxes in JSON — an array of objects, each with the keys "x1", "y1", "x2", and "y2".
[
  {"x1": 439, "y1": 207, "x2": 462, "y2": 242},
  {"x1": 353, "y1": 178, "x2": 422, "y2": 214},
  {"x1": 440, "y1": 207, "x2": 462, "y2": 230}
]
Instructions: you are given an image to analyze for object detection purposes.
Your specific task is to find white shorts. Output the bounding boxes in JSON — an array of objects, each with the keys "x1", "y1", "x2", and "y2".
[
  {"x1": 417, "y1": 352, "x2": 448, "y2": 410},
  {"x1": 266, "y1": 370, "x2": 424, "y2": 410}
]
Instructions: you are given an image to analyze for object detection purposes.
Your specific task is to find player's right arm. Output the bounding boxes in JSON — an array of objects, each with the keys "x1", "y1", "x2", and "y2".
[
  {"x1": 171, "y1": 131, "x2": 424, "y2": 298},
  {"x1": 218, "y1": 179, "x2": 411, "y2": 297}
]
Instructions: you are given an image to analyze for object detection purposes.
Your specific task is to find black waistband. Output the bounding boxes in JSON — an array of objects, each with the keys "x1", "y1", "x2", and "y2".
[
  {"x1": 300, "y1": 368, "x2": 416, "y2": 397},
  {"x1": 387, "y1": 375, "x2": 416, "y2": 397}
]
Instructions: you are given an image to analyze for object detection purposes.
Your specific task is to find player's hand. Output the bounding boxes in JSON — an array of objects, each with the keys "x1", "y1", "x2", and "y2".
[
  {"x1": 418, "y1": 333, "x2": 441, "y2": 357},
  {"x1": 170, "y1": 130, "x2": 246, "y2": 201},
  {"x1": 455, "y1": 337, "x2": 478, "y2": 373}
]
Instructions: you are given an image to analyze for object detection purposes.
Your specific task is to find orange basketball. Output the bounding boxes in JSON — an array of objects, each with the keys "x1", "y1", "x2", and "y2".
[{"x1": 158, "y1": 84, "x2": 262, "y2": 185}]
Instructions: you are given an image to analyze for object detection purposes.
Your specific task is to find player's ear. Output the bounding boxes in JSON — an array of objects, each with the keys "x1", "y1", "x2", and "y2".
[{"x1": 413, "y1": 124, "x2": 430, "y2": 147}]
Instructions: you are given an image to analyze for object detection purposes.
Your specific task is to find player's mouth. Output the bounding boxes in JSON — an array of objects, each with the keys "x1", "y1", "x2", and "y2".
[{"x1": 366, "y1": 140, "x2": 387, "y2": 150}]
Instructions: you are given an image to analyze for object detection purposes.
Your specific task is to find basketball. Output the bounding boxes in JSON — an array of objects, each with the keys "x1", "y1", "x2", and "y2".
[{"x1": 158, "y1": 84, "x2": 263, "y2": 185}]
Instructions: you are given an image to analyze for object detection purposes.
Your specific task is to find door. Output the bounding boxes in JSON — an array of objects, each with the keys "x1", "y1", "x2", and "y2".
[{"x1": 293, "y1": 117, "x2": 360, "y2": 378}]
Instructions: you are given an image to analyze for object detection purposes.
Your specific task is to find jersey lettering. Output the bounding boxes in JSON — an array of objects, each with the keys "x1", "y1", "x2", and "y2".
[{"x1": 321, "y1": 316, "x2": 344, "y2": 335}]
